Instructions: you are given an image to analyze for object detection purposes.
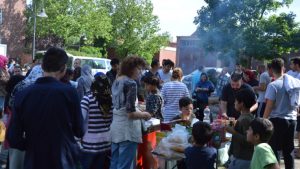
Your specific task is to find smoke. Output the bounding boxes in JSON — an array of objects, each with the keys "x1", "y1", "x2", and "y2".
[{"x1": 194, "y1": 0, "x2": 249, "y2": 68}]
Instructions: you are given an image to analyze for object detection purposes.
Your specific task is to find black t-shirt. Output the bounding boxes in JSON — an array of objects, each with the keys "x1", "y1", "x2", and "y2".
[{"x1": 221, "y1": 83, "x2": 254, "y2": 119}]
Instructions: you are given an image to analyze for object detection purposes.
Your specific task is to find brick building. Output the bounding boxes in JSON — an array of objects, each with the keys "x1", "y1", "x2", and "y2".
[
  {"x1": 0, "y1": 0, "x2": 26, "y2": 61},
  {"x1": 176, "y1": 33, "x2": 220, "y2": 75},
  {"x1": 154, "y1": 42, "x2": 177, "y2": 65}
]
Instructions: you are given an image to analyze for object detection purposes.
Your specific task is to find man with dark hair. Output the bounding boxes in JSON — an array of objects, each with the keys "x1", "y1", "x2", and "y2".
[
  {"x1": 8, "y1": 47, "x2": 84, "y2": 169},
  {"x1": 72, "y1": 58, "x2": 81, "y2": 81},
  {"x1": 289, "y1": 57, "x2": 300, "y2": 158},
  {"x1": 234, "y1": 63, "x2": 243, "y2": 74},
  {"x1": 287, "y1": 57, "x2": 299, "y2": 77},
  {"x1": 216, "y1": 67, "x2": 230, "y2": 97},
  {"x1": 220, "y1": 73, "x2": 257, "y2": 119},
  {"x1": 142, "y1": 59, "x2": 161, "y2": 81},
  {"x1": 263, "y1": 58, "x2": 297, "y2": 169},
  {"x1": 158, "y1": 59, "x2": 174, "y2": 84},
  {"x1": 106, "y1": 58, "x2": 120, "y2": 85},
  {"x1": 291, "y1": 57, "x2": 300, "y2": 79}
]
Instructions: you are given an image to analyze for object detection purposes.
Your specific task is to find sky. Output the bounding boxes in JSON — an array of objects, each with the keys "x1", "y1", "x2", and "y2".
[
  {"x1": 27, "y1": 0, "x2": 300, "y2": 40},
  {"x1": 152, "y1": 0, "x2": 300, "y2": 40}
]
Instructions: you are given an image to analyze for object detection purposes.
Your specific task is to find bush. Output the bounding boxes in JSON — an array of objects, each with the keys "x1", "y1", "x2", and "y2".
[{"x1": 67, "y1": 46, "x2": 102, "y2": 58}]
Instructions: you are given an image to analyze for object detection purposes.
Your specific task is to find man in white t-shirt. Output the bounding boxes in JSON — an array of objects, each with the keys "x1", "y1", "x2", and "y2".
[
  {"x1": 290, "y1": 57, "x2": 300, "y2": 158},
  {"x1": 158, "y1": 59, "x2": 174, "y2": 85},
  {"x1": 253, "y1": 64, "x2": 271, "y2": 117},
  {"x1": 290, "y1": 57, "x2": 300, "y2": 79},
  {"x1": 264, "y1": 58, "x2": 297, "y2": 169},
  {"x1": 287, "y1": 58, "x2": 299, "y2": 78}
]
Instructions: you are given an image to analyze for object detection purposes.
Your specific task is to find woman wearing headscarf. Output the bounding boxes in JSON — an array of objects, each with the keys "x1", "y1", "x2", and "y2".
[
  {"x1": 0, "y1": 55, "x2": 10, "y2": 114},
  {"x1": 6, "y1": 65, "x2": 43, "y2": 169},
  {"x1": 80, "y1": 74, "x2": 112, "y2": 169},
  {"x1": 243, "y1": 69, "x2": 259, "y2": 87},
  {"x1": 193, "y1": 73, "x2": 215, "y2": 120},
  {"x1": 77, "y1": 65, "x2": 93, "y2": 101}
]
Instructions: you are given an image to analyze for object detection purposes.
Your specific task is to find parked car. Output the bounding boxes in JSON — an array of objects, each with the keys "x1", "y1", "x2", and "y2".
[{"x1": 67, "y1": 56, "x2": 111, "y2": 75}]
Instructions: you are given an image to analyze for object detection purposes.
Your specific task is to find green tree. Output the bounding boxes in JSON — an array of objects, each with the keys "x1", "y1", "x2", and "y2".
[
  {"x1": 194, "y1": 0, "x2": 295, "y2": 65},
  {"x1": 26, "y1": 0, "x2": 112, "y2": 50},
  {"x1": 108, "y1": 0, "x2": 169, "y2": 62},
  {"x1": 244, "y1": 13, "x2": 300, "y2": 60}
]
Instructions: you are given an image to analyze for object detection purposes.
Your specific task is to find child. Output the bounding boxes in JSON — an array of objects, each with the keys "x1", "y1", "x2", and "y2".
[
  {"x1": 225, "y1": 89, "x2": 256, "y2": 169},
  {"x1": 144, "y1": 76, "x2": 163, "y2": 120},
  {"x1": 173, "y1": 97, "x2": 199, "y2": 127},
  {"x1": 137, "y1": 76, "x2": 162, "y2": 169},
  {"x1": 247, "y1": 118, "x2": 279, "y2": 169},
  {"x1": 184, "y1": 121, "x2": 217, "y2": 169}
]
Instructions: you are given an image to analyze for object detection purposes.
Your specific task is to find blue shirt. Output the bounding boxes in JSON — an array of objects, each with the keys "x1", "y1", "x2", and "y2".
[
  {"x1": 194, "y1": 80, "x2": 215, "y2": 103},
  {"x1": 8, "y1": 77, "x2": 84, "y2": 169},
  {"x1": 185, "y1": 146, "x2": 217, "y2": 169}
]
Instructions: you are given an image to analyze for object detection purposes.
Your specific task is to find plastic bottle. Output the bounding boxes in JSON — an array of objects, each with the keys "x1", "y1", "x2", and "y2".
[{"x1": 203, "y1": 106, "x2": 211, "y2": 123}]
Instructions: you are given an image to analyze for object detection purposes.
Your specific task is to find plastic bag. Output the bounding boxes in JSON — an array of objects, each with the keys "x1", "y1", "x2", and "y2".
[
  {"x1": 218, "y1": 142, "x2": 230, "y2": 165},
  {"x1": 167, "y1": 124, "x2": 189, "y2": 144},
  {"x1": 154, "y1": 124, "x2": 191, "y2": 159}
]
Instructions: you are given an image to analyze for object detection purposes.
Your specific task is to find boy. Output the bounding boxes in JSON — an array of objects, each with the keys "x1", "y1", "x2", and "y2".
[
  {"x1": 184, "y1": 121, "x2": 217, "y2": 169},
  {"x1": 225, "y1": 89, "x2": 256, "y2": 169},
  {"x1": 247, "y1": 118, "x2": 279, "y2": 169},
  {"x1": 173, "y1": 97, "x2": 198, "y2": 127}
]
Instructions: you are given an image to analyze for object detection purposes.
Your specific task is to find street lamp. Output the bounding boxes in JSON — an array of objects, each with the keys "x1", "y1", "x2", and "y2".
[{"x1": 32, "y1": 3, "x2": 47, "y2": 60}]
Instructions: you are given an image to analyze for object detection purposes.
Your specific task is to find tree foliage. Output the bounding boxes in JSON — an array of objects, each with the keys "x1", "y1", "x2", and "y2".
[
  {"x1": 25, "y1": 0, "x2": 169, "y2": 61},
  {"x1": 107, "y1": 0, "x2": 169, "y2": 61},
  {"x1": 194, "y1": 0, "x2": 299, "y2": 65}
]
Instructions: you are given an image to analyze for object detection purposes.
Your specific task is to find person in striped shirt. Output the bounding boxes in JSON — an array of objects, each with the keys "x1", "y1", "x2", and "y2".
[
  {"x1": 161, "y1": 67, "x2": 190, "y2": 122},
  {"x1": 80, "y1": 73, "x2": 112, "y2": 169}
]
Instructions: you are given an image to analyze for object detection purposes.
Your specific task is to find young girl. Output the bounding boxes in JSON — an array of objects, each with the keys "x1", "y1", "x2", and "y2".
[
  {"x1": 137, "y1": 76, "x2": 162, "y2": 169},
  {"x1": 144, "y1": 76, "x2": 163, "y2": 120}
]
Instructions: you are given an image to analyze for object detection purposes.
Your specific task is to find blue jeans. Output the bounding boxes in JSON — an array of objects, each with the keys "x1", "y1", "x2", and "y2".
[
  {"x1": 110, "y1": 141, "x2": 137, "y2": 169},
  {"x1": 228, "y1": 156, "x2": 251, "y2": 169},
  {"x1": 9, "y1": 148, "x2": 25, "y2": 169},
  {"x1": 81, "y1": 151, "x2": 107, "y2": 169}
]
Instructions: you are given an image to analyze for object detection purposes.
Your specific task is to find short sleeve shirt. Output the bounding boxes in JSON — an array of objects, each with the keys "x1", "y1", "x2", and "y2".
[
  {"x1": 265, "y1": 78, "x2": 297, "y2": 120},
  {"x1": 158, "y1": 69, "x2": 172, "y2": 84},
  {"x1": 146, "y1": 92, "x2": 163, "y2": 120},
  {"x1": 257, "y1": 72, "x2": 271, "y2": 102},
  {"x1": 112, "y1": 76, "x2": 137, "y2": 113},
  {"x1": 250, "y1": 143, "x2": 278, "y2": 169}
]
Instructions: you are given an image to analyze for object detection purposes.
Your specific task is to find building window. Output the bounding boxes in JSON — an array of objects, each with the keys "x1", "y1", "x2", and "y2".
[{"x1": 0, "y1": 9, "x2": 2, "y2": 24}]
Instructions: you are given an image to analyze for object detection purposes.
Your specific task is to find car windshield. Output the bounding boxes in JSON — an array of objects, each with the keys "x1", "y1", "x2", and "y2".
[{"x1": 81, "y1": 59, "x2": 106, "y2": 69}]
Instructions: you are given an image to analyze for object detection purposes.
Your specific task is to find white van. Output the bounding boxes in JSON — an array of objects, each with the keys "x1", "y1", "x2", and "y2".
[{"x1": 68, "y1": 56, "x2": 111, "y2": 75}]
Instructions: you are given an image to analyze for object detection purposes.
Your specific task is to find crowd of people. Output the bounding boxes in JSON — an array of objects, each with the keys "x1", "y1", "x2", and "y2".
[{"x1": 0, "y1": 47, "x2": 299, "y2": 169}]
